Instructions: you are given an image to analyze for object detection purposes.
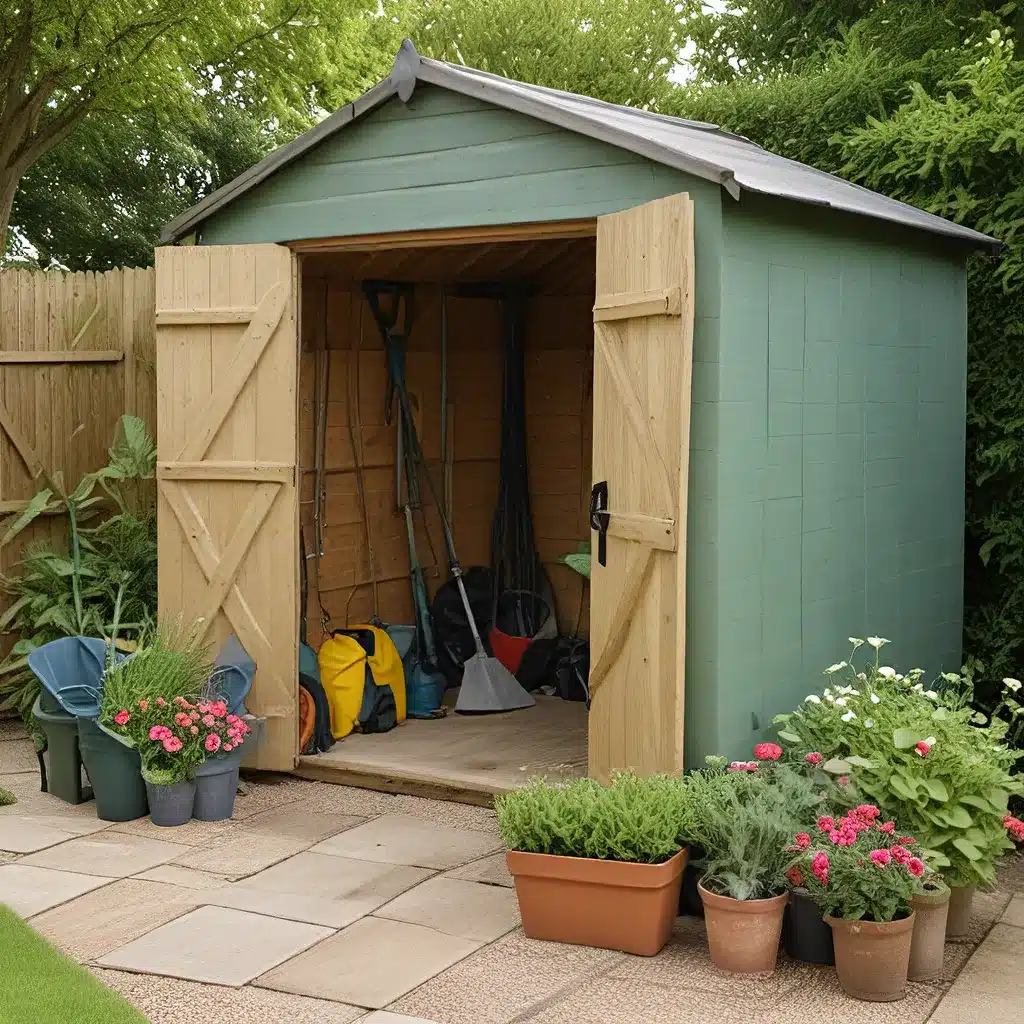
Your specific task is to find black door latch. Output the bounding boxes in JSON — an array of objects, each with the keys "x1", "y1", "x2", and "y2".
[{"x1": 589, "y1": 481, "x2": 609, "y2": 567}]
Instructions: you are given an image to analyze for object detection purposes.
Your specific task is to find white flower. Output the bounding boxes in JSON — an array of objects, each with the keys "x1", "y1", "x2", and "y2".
[
  {"x1": 1004, "y1": 678, "x2": 1022, "y2": 693},
  {"x1": 805, "y1": 694, "x2": 821, "y2": 704},
  {"x1": 877, "y1": 667, "x2": 896, "y2": 679},
  {"x1": 893, "y1": 674, "x2": 904, "y2": 683},
  {"x1": 825, "y1": 694, "x2": 836, "y2": 703},
  {"x1": 841, "y1": 710, "x2": 857, "y2": 722},
  {"x1": 848, "y1": 689, "x2": 861, "y2": 696},
  {"x1": 867, "y1": 636, "x2": 890, "y2": 649},
  {"x1": 870, "y1": 693, "x2": 881, "y2": 704},
  {"x1": 857, "y1": 672, "x2": 867, "y2": 681},
  {"x1": 913, "y1": 683, "x2": 924, "y2": 692},
  {"x1": 972, "y1": 711, "x2": 988, "y2": 724},
  {"x1": 849, "y1": 638, "x2": 865, "y2": 650},
  {"x1": 834, "y1": 697, "x2": 848, "y2": 707},
  {"x1": 908, "y1": 668, "x2": 925, "y2": 679},
  {"x1": 864, "y1": 719, "x2": 875, "y2": 728},
  {"x1": 825, "y1": 662, "x2": 847, "y2": 674},
  {"x1": 924, "y1": 690, "x2": 939, "y2": 700},
  {"x1": 924, "y1": 735, "x2": 936, "y2": 746}
]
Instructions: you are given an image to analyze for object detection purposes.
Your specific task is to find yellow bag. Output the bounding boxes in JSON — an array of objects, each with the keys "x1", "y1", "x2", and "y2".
[{"x1": 318, "y1": 626, "x2": 406, "y2": 740}]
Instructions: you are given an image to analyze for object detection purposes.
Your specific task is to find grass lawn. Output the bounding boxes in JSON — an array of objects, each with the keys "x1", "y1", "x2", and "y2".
[{"x1": 0, "y1": 906, "x2": 148, "y2": 1023}]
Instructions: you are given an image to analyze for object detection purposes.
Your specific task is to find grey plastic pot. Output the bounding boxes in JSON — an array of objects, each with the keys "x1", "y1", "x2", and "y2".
[
  {"x1": 193, "y1": 743, "x2": 245, "y2": 821},
  {"x1": 77, "y1": 717, "x2": 148, "y2": 821},
  {"x1": 145, "y1": 779, "x2": 196, "y2": 827}
]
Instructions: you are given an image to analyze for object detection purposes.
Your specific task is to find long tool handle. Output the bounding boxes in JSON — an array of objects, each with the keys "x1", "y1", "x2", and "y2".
[{"x1": 453, "y1": 570, "x2": 487, "y2": 657}]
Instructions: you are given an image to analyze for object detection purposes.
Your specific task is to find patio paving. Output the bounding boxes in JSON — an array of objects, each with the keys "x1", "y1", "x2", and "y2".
[{"x1": 0, "y1": 721, "x2": 1021, "y2": 1024}]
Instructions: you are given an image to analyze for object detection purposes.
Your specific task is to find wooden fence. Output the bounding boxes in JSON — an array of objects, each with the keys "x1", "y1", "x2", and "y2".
[{"x1": 0, "y1": 267, "x2": 156, "y2": 587}]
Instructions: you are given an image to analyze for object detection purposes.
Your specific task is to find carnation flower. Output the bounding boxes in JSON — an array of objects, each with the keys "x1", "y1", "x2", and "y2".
[
  {"x1": 162, "y1": 736, "x2": 183, "y2": 753},
  {"x1": 855, "y1": 805, "x2": 881, "y2": 821},
  {"x1": 812, "y1": 851, "x2": 830, "y2": 885},
  {"x1": 794, "y1": 832, "x2": 811, "y2": 850},
  {"x1": 817, "y1": 816, "x2": 835, "y2": 833},
  {"x1": 906, "y1": 857, "x2": 926, "y2": 878},
  {"x1": 1004, "y1": 815, "x2": 1024, "y2": 843},
  {"x1": 204, "y1": 734, "x2": 221, "y2": 753},
  {"x1": 138, "y1": 699, "x2": 149, "y2": 711},
  {"x1": 890, "y1": 845, "x2": 911, "y2": 865},
  {"x1": 753, "y1": 742, "x2": 783, "y2": 761},
  {"x1": 156, "y1": 697, "x2": 166, "y2": 707},
  {"x1": 877, "y1": 821, "x2": 895, "y2": 835},
  {"x1": 174, "y1": 712, "x2": 191, "y2": 727},
  {"x1": 113, "y1": 710, "x2": 130, "y2": 726},
  {"x1": 805, "y1": 751, "x2": 823, "y2": 766},
  {"x1": 786, "y1": 865, "x2": 804, "y2": 888},
  {"x1": 869, "y1": 849, "x2": 892, "y2": 867},
  {"x1": 915, "y1": 740, "x2": 931, "y2": 757},
  {"x1": 897, "y1": 836, "x2": 916, "y2": 846},
  {"x1": 837, "y1": 776, "x2": 850, "y2": 787}
]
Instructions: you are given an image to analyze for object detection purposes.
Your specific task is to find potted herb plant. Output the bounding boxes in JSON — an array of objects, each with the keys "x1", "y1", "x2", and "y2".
[
  {"x1": 792, "y1": 805, "x2": 925, "y2": 1001},
  {"x1": 496, "y1": 773, "x2": 689, "y2": 956},
  {"x1": 99, "y1": 626, "x2": 214, "y2": 826},
  {"x1": 774, "y1": 638, "x2": 1022, "y2": 941},
  {"x1": 685, "y1": 750, "x2": 825, "y2": 974}
]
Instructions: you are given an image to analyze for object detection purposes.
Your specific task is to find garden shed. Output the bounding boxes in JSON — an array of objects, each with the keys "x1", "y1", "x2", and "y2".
[{"x1": 156, "y1": 41, "x2": 996, "y2": 792}]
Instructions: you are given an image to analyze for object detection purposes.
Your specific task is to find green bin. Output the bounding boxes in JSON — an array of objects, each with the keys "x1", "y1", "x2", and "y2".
[
  {"x1": 32, "y1": 691, "x2": 91, "y2": 805},
  {"x1": 76, "y1": 717, "x2": 148, "y2": 821}
]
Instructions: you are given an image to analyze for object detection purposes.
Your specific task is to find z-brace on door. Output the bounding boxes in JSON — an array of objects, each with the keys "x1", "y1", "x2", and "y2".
[
  {"x1": 588, "y1": 193, "x2": 694, "y2": 780},
  {"x1": 155, "y1": 244, "x2": 299, "y2": 771}
]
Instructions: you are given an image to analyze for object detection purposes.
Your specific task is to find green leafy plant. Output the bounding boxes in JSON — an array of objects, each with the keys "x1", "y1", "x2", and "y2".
[
  {"x1": 495, "y1": 772, "x2": 688, "y2": 864},
  {"x1": 791, "y1": 804, "x2": 927, "y2": 922},
  {"x1": 0, "y1": 417, "x2": 157, "y2": 749},
  {"x1": 0, "y1": 788, "x2": 15, "y2": 807},
  {"x1": 559, "y1": 542, "x2": 591, "y2": 580},
  {"x1": 684, "y1": 752, "x2": 827, "y2": 900},
  {"x1": 774, "y1": 637, "x2": 1023, "y2": 888}
]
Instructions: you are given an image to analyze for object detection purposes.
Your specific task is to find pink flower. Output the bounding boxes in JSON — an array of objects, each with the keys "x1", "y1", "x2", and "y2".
[
  {"x1": 149, "y1": 725, "x2": 170, "y2": 741},
  {"x1": 794, "y1": 832, "x2": 811, "y2": 850},
  {"x1": 1004, "y1": 816, "x2": 1024, "y2": 843},
  {"x1": 907, "y1": 857, "x2": 926, "y2": 878},
  {"x1": 113, "y1": 710, "x2": 130, "y2": 727},
  {"x1": 812, "y1": 851, "x2": 830, "y2": 886},
  {"x1": 138, "y1": 699, "x2": 149, "y2": 710},
  {"x1": 226, "y1": 714, "x2": 239, "y2": 725},
  {"x1": 155, "y1": 697, "x2": 166, "y2": 707},
  {"x1": 174, "y1": 712, "x2": 191, "y2": 727},
  {"x1": 727, "y1": 761, "x2": 747, "y2": 772},
  {"x1": 201, "y1": 714, "x2": 216, "y2": 727},
  {"x1": 162, "y1": 735, "x2": 182, "y2": 753},
  {"x1": 837, "y1": 776, "x2": 850, "y2": 787},
  {"x1": 753, "y1": 742, "x2": 783, "y2": 762},
  {"x1": 855, "y1": 805, "x2": 880, "y2": 821},
  {"x1": 190, "y1": 725, "x2": 199, "y2": 735},
  {"x1": 785, "y1": 865, "x2": 804, "y2": 888},
  {"x1": 817, "y1": 816, "x2": 835, "y2": 833},
  {"x1": 173, "y1": 697, "x2": 187, "y2": 707},
  {"x1": 190, "y1": 712, "x2": 200, "y2": 722},
  {"x1": 915, "y1": 741, "x2": 931, "y2": 757},
  {"x1": 223, "y1": 743, "x2": 232, "y2": 751},
  {"x1": 897, "y1": 836, "x2": 916, "y2": 846},
  {"x1": 745, "y1": 761, "x2": 759, "y2": 772},
  {"x1": 890, "y1": 845, "x2": 911, "y2": 865},
  {"x1": 869, "y1": 848, "x2": 892, "y2": 867},
  {"x1": 204, "y1": 734, "x2": 221, "y2": 753},
  {"x1": 877, "y1": 821, "x2": 896, "y2": 835},
  {"x1": 805, "y1": 751, "x2": 823, "y2": 766}
]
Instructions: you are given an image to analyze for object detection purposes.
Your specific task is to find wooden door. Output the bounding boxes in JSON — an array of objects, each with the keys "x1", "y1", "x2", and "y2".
[
  {"x1": 588, "y1": 193, "x2": 694, "y2": 779},
  {"x1": 155, "y1": 244, "x2": 299, "y2": 771}
]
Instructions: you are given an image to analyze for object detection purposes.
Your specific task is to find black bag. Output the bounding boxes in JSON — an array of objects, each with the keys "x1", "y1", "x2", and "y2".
[
  {"x1": 515, "y1": 636, "x2": 590, "y2": 703},
  {"x1": 299, "y1": 671, "x2": 335, "y2": 754},
  {"x1": 430, "y1": 566, "x2": 494, "y2": 684}
]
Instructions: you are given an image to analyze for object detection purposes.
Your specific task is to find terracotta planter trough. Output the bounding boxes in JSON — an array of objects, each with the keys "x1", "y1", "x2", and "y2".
[
  {"x1": 506, "y1": 847, "x2": 687, "y2": 956},
  {"x1": 827, "y1": 911, "x2": 915, "y2": 1001}
]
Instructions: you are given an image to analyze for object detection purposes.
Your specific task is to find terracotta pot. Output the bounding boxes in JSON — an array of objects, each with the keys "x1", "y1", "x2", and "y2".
[
  {"x1": 946, "y1": 884, "x2": 976, "y2": 938},
  {"x1": 698, "y1": 880, "x2": 788, "y2": 974},
  {"x1": 909, "y1": 882, "x2": 950, "y2": 981},
  {"x1": 506, "y1": 847, "x2": 686, "y2": 956},
  {"x1": 782, "y1": 888, "x2": 835, "y2": 965},
  {"x1": 826, "y1": 911, "x2": 915, "y2": 1001}
]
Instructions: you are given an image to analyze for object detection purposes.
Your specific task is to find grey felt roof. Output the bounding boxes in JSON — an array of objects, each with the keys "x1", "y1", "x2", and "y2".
[{"x1": 161, "y1": 40, "x2": 999, "y2": 252}]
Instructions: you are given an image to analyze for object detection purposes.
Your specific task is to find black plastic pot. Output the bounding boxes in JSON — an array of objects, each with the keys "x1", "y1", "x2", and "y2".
[
  {"x1": 782, "y1": 888, "x2": 834, "y2": 965},
  {"x1": 33, "y1": 692, "x2": 91, "y2": 805},
  {"x1": 678, "y1": 845, "x2": 706, "y2": 917}
]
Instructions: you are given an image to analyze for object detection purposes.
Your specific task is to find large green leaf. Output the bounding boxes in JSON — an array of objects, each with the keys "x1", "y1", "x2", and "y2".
[
  {"x1": 777, "y1": 730, "x2": 801, "y2": 744},
  {"x1": 961, "y1": 794, "x2": 995, "y2": 812},
  {"x1": 892, "y1": 727, "x2": 919, "y2": 749},
  {"x1": 822, "y1": 757, "x2": 852, "y2": 774},
  {"x1": 987, "y1": 788, "x2": 1010, "y2": 812},
  {"x1": 846, "y1": 754, "x2": 875, "y2": 768},
  {"x1": 952, "y1": 837, "x2": 982, "y2": 861},
  {"x1": 0, "y1": 490, "x2": 56, "y2": 548},
  {"x1": 922, "y1": 778, "x2": 950, "y2": 802},
  {"x1": 890, "y1": 774, "x2": 918, "y2": 799},
  {"x1": 943, "y1": 806, "x2": 974, "y2": 829}
]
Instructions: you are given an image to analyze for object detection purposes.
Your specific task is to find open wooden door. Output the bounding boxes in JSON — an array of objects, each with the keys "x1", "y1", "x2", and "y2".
[
  {"x1": 155, "y1": 244, "x2": 299, "y2": 771},
  {"x1": 588, "y1": 193, "x2": 694, "y2": 780}
]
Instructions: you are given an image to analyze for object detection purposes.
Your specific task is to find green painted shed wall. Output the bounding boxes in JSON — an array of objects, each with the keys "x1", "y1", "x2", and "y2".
[
  {"x1": 193, "y1": 83, "x2": 968, "y2": 770},
  {"x1": 683, "y1": 193, "x2": 967, "y2": 766}
]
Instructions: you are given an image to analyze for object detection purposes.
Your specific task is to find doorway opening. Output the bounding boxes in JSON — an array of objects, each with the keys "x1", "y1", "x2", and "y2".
[{"x1": 294, "y1": 226, "x2": 597, "y2": 802}]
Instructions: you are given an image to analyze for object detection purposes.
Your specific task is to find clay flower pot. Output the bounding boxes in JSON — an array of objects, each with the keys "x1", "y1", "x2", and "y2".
[
  {"x1": 698, "y1": 880, "x2": 788, "y2": 974},
  {"x1": 506, "y1": 847, "x2": 687, "y2": 956},
  {"x1": 945, "y1": 884, "x2": 975, "y2": 938},
  {"x1": 782, "y1": 888, "x2": 835, "y2": 965},
  {"x1": 826, "y1": 911, "x2": 915, "y2": 1001},
  {"x1": 908, "y1": 881, "x2": 950, "y2": 981}
]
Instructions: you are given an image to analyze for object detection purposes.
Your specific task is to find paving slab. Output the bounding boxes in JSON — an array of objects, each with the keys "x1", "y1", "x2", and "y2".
[
  {"x1": 445, "y1": 852, "x2": 513, "y2": 888},
  {"x1": 203, "y1": 850, "x2": 432, "y2": 928},
  {"x1": 927, "y1": 923, "x2": 1024, "y2": 1024},
  {"x1": 242, "y1": 803, "x2": 366, "y2": 842},
  {"x1": 109, "y1": 815, "x2": 239, "y2": 846},
  {"x1": 20, "y1": 831, "x2": 189, "y2": 877},
  {"x1": 172, "y1": 828, "x2": 310, "y2": 879},
  {"x1": 33, "y1": 878, "x2": 201, "y2": 961},
  {"x1": 0, "y1": 863, "x2": 113, "y2": 917},
  {"x1": 133, "y1": 863, "x2": 231, "y2": 890},
  {"x1": 375, "y1": 876, "x2": 520, "y2": 942},
  {"x1": 256, "y1": 916, "x2": 481, "y2": 1008},
  {"x1": 1000, "y1": 893, "x2": 1024, "y2": 928},
  {"x1": 0, "y1": 810, "x2": 110, "y2": 836},
  {"x1": 391, "y1": 928, "x2": 624, "y2": 1024},
  {"x1": 96, "y1": 905, "x2": 333, "y2": 987},
  {"x1": 360, "y1": 1014, "x2": 442, "y2": 1024},
  {"x1": 310, "y1": 814, "x2": 502, "y2": 870},
  {"x1": 93, "y1": 967, "x2": 366, "y2": 1024},
  {"x1": 0, "y1": 816, "x2": 89, "y2": 853}
]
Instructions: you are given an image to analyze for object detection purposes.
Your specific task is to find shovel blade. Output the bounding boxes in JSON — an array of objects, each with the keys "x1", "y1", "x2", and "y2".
[{"x1": 455, "y1": 654, "x2": 535, "y2": 713}]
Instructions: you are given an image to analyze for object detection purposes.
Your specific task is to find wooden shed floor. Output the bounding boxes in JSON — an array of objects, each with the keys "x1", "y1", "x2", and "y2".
[{"x1": 294, "y1": 695, "x2": 588, "y2": 805}]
